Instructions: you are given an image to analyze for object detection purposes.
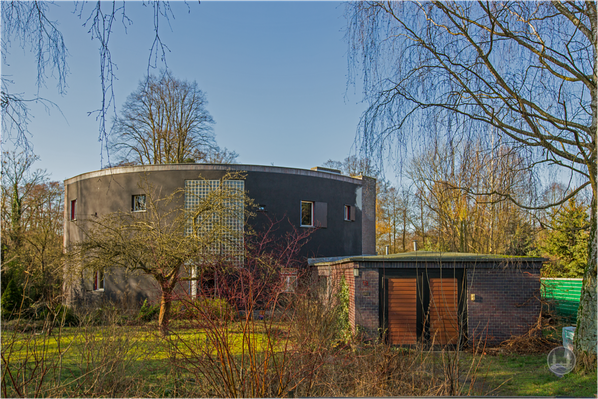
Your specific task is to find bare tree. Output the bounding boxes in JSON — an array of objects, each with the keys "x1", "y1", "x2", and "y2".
[
  {"x1": 1, "y1": 151, "x2": 64, "y2": 316},
  {"x1": 202, "y1": 146, "x2": 239, "y2": 164},
  {"x1": 323, "y1": 155, "x2": 380, "y2": 177},
  {"x1": 347, "y1": 1, "x2": 596, "y2": 366},
  {"x1": 376, "y1": 182, "x2": 412, "y2": 254},
  {"x1": 1, "y1": 151, "x2": 47, "y2": 256},
  {"x1": 1, "y1": 1, "x2": 182, "y2": 162},
  {"x1": 111, "y1": 72, "x2": 219, "y2": 165},
  {"x1": 70, "y1": 173, "x2": 250, "y2": 337},
  {"x1": 408, "y1": 139, "x2": 536, "y2": 255}
]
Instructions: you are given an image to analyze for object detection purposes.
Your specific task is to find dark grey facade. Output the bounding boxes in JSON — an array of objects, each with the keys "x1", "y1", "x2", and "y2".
[{"x1": 64, "y1": 164, "x2": 376, "y2": 308}]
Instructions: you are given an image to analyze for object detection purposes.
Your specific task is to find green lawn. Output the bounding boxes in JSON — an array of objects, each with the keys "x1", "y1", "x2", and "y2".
[
  {"x1": 2, "y1": 323, "x2": 596, "y2": 397},
  {"x1": 1, "y1": 322, "x2": 286, "y2": 397},
  {"x1": 474, "y1": 353, "x2": 596, "y2": 397}
]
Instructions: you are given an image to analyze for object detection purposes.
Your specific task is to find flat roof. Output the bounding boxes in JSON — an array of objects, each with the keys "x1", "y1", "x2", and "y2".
[
  {"x1": 311, "y1": 251, "x2": 546, "y2": 266},
  {"x1": 64, "y1": 164, "x2": 374, "y2": 185}
]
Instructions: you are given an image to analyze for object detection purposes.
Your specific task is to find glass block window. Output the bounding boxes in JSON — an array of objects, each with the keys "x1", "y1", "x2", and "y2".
[{"x1": 185, "y1": 180, "x2": 245, "y2": 264}]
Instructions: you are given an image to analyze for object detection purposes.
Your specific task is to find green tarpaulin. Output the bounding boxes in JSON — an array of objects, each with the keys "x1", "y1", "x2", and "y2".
[{"x1": 541, "y1": 278, "x2": 582, "y2": 323}]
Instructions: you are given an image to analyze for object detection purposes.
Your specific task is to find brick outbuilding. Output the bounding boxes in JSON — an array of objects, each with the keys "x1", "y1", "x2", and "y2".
[{"x1": 311, "y1": 252, "x2": 544, "y2": 346}]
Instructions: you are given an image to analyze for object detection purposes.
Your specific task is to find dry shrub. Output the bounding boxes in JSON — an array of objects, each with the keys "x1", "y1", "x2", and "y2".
[
  {"x1": 1, "y1": 319, "x2": 65, "y2": 398},
  {"x1": 301, "y1": 340, "x2": 485, "y2": 397},
  {"x1": 165, "y1": 273, "x2": 486, "y2": 398},
  {"x1": 290, "y1": 294, "x2": 345, "y2": 350},
  {"x1": 165, "y1": 287, "x2": 325, "y2": 397},
  {"x1": 497, "y1": 314, "x2": 560, "y2": 355},
  {"x1": 499, "y1": 328, "x2": 560, "y2": 355},
  {"x1": 1, "y1": 309, "x2": 153, "y2": 398},
  {"x1": 67, "y1": 321, "x2": 152, "y2": 396}
]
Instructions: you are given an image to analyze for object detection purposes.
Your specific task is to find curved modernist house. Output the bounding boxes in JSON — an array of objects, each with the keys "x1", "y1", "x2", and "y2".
[{"x1": 64, "y1": 164, "x2": 376, "y2": 307}]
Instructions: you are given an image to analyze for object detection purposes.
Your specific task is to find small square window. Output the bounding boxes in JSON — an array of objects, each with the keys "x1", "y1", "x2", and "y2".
[
  {"x1": 93, "y1": 270, "x2": 105, "y2": 291},
  {"x1": 70, "y1": 199, "x2": 77, "y2": 221},
  {"x1": 344, "y1": 205, "x2": 355, "y2": 222},
  {"x1": 132, "y1": 194, "x2": 146, "y2": 212},
  {"x1": 257, "y1": 204, "x2": 267, "y2": 212},
  {"x1": 301, "y1": 201, "x2": 313, "y2": 227}
]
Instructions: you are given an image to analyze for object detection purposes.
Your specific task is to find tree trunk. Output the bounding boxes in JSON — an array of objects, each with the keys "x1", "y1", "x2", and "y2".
[
  {"x1": 158, "y1": 288, "x2": 173, "y2": 338},
  {"x1": 402, "y1": 208, "x2": 406, "y2": 252},
  {"x1": 574, "y1": 196, "x2": 597, "y2": 371}
]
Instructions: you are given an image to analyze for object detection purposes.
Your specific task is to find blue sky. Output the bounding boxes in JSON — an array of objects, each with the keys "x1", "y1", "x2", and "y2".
[{"x1": 2, "y1": 1, "x2": 368, "y2": 182}]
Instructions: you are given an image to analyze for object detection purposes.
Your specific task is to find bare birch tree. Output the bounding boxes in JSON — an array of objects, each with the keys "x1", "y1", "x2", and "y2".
[{"x1": 347, "y1": 1, "x2": 596, "y2": 366}]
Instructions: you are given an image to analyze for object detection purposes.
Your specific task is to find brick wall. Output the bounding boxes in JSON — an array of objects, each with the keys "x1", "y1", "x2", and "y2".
[
  {"x1": 346, "y1": 269, "x2": 355, "y2": 332},
  {"x1": 325, "y1": 264, "x2": 380, "y2": 338},
  {"x1": 354, "y1": 268, "x2": 379, "y2": 338},
  {"x1": 467, "y1": 268, "x2": 541, "y2": 344},
  {"x1": 314, "y1": 260, "x2": 542, "y2": 345},
  {"x1": 328, "y1": 265, "x2": 356, "y2": 333}
]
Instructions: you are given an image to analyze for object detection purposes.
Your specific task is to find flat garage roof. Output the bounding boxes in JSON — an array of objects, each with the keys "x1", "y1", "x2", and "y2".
[{"x1": 310, "y1": 251, "x2": 546, "y2": 267}]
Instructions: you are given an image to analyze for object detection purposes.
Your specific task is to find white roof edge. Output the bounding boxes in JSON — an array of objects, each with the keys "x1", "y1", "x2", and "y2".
[{"x1": 64, "y1": 164, "x2": 371, "y2": 185}]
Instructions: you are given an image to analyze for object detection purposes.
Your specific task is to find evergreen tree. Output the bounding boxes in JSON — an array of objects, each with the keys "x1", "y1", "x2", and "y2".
[
  {"x1": 540, "y1": 198, "x2": 589, "y2": 278},
  {"x1": 1, "y1": 278, "x2": 23, "y2": 319}
]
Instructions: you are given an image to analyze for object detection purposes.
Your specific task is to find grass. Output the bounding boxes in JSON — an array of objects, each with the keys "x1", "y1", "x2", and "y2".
[
  {"x1": 1, "y1": 322, "x2": 277, "y2": 361},
  {"x1": 474, "y1": 353, "x2": 597, "y2": 397},
  {"x1": 2, "y1": 322, "x2": 597, "y2": 397}
]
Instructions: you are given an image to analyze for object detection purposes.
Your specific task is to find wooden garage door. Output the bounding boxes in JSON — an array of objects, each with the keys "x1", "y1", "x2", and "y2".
[
  {"x1": 429, "y1": 278, "x2": 459, "y2": 345},
  {"x1": 388, "y1": 278, "x2": 417, "y2": 345}
]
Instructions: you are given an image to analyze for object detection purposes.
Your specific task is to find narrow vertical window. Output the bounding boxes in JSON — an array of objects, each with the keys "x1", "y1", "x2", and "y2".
[
  {"x1": 301, "y1": 201, "x2": 314, "y2": 227},
  {"x1": 132, "y1": 194, "x2": 146, "y2": 212},
  {"x1": 70, "y1": 199, "x2": 77, "y2": 221},
  {"x1": 93, "y1": 270, "x2": 104, "y2": 291}
]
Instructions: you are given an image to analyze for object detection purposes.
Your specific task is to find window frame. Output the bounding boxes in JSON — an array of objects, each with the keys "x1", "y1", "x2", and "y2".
[
  {"x1": 281, "y1": 268, "x2": 298, "y2": 293},
  {"x1": 300, "y1": 201, "x2": 314, "y2": 227},
  {"x1": 70, "y1": 199, "x2": 77, "y2": 221},
  {"x1": 344, "y1": 204, "x2": 356, "y2": 222},
  {"x1": 93, "y1": 270, "x2": 105, "y2": 291},
  {"x1": 283, "y1": 275, "x2": 297, "y2": 293},
  {"x1": 132, "y1": 194, "x2": 147, "y2": 212}
]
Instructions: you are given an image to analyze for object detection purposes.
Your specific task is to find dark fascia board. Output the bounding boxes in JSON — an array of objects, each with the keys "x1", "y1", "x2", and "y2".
[
  {"x1": 64, "y1": 164, "x2": 371, "y2": 185},
  {"x1": 311, "y1": 251, "x2": 547, "y2": 268}
]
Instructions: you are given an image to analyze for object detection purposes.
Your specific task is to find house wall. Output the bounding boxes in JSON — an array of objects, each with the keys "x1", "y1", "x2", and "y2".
[
  {"x1": 64, "y1": 164, "x2": 376, "y2": 308},
  {"x1": 466, "y1": 268, "x2": 541, "y2": 344}
]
